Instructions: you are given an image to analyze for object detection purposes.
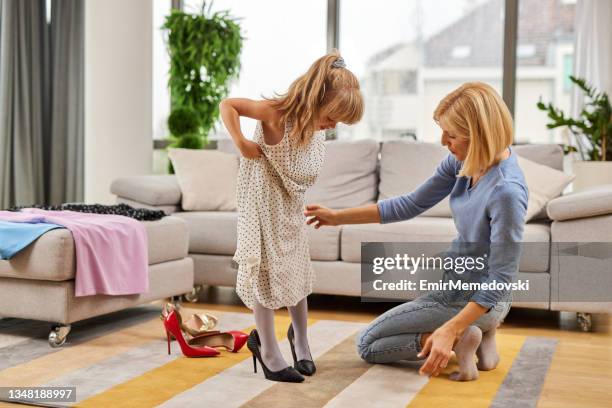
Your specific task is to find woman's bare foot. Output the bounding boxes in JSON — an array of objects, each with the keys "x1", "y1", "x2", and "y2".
[
  {"x1": 449, "y1": 326, "x2": 482, "y2": 381},
  {"x1": 477, "y1": 327, "x2": 500, "y2": 371}
]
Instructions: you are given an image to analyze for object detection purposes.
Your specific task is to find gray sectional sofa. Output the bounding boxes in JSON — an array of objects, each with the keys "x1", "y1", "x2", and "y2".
[{"x1": 112, "y1": 139, "x2": 612, "y2": 331}]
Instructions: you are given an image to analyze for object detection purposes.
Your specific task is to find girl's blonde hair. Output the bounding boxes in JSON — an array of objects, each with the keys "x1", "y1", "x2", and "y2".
[
  {"x1": 433, "y1": 82, "x2": 513, "y2": 177},
  {"x1": 268, "y1": 50, "x2": 364, "y2": 145}
]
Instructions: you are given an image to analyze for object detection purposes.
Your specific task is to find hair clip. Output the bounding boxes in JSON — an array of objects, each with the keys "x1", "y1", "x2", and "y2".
[{"x1": 331, "y1": 57, "x2": 346, "y2": 69}]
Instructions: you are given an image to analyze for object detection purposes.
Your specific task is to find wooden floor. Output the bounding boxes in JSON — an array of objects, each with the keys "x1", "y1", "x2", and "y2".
[{"x1": 184, "y1": 287, "x2": 612, "y2": 408}]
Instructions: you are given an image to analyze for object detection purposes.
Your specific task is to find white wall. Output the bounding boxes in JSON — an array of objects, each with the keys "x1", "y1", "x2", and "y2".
[
  {"x1": 153, "y1": 0, "x2": 171, "y2": 140},
  {"x1": 85, "y1": 0, "x2": 153, "y2": 204}
]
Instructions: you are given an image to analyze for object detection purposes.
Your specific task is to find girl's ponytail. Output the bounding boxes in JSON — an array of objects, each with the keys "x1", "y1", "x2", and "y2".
[{"x1": 268, "y1": 50, "x2": 363, "y2": 145}]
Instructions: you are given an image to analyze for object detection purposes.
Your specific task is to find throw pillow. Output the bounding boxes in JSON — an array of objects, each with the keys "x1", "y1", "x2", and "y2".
[
  {"x1": 517, "y1": 155, "x2": 574, "y2": 222},
  {"x1": 168, "y1": 148, "x2": 239, "y2": 211}
]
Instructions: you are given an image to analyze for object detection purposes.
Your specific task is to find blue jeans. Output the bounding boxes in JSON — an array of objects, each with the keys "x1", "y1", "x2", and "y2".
[{"x1": 356, "y1": 290, "x2": 511, "y2": 364}]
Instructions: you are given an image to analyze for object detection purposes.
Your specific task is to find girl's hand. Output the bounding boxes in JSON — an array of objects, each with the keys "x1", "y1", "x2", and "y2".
[
  {"x1": 417, "y1": 325, "x2": 457, "y2": 377},
  {"x1": 238, "y1": 139, "x2": 263, "y2": 159},
  {"x1": 304, "y1": 204, "x2": 339, "y2": 228}
]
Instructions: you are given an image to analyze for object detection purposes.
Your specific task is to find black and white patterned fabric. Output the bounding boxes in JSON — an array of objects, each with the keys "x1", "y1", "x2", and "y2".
[{"x1": 7, "y1": 203, "x2": 166, "y2": 221}]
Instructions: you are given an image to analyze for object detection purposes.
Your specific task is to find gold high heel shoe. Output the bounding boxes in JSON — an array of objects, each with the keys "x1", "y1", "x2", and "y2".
[
  {"x1": 160, "y1": 303, "x2": 219, "y2": 337},
  {"x1": 183, "y1": 312, "x2": 218, "y2": 336}
]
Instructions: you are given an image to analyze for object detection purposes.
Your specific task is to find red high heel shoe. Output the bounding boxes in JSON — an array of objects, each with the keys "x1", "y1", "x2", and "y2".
[
  {"x1": 163, "y1": 310, "x2": 219, "y2": 358},
  {"x1": 187, "y1": 330, "x2": 248, "y2": 352}
]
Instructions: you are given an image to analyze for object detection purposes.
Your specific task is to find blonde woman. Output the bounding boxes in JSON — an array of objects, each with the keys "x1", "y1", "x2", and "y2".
[
  {"x1": 305, "y1": 82, "x2": 528, "y2": 381},
  {"x1": 220, "y1": 51, "x2": 364, "y2": 383}
]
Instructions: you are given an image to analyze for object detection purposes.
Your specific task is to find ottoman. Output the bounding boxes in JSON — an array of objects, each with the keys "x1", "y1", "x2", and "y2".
[{"x1": 0, "y1": 216, "x2": 194, "y2": 347}]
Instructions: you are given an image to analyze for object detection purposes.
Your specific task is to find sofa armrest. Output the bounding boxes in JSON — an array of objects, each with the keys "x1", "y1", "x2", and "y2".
[
  {"x1": 110, "y1": 175, "x2": 182, "y2": 207},
  {"x1": 547, "y1": 184, "x2": 612, "y2": 221}
]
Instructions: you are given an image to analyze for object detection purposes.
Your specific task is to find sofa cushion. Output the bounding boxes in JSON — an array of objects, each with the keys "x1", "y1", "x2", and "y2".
[
  {"x1": 547, "y1": 184, "x2": 612, "y2": 222},
  {"x1": 168, "y1": 148, "x2": 239, "y2": 211},
  {"x1": 305, "y1": 139, "x2": 379, "y2": 209},
  {"x1": 0, "y1": 216, "x2": 189, "y2": 281},
  {"x1": 173, "y1": 211, "x2": 238, "y2": 256},
  {"x1": 174, "y1": 211, "x2": 341, "y2": 261},
  {"x1": 378, "y1": 141, "x2": 452, "y2": 217},
  {"x1": 513, "y1": 144, "x2": 567, "y2": 220},
  {"x1": 111, "y1": 175, "x2": 182, "y2": 206},
  {"x1": 518, "y1": 156, "x2": 574, "y2": 222},
  {"x1": 307, "y1": 225, "x2": 341, "y2": 261},
  {"x1": 340, "y1": 217, "x2": 551, "y2": 272}
]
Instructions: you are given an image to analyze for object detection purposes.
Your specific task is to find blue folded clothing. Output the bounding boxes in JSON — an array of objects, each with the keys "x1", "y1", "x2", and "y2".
[{"x1": 0, "y1": 220, "x2": 64, "y2": 260}]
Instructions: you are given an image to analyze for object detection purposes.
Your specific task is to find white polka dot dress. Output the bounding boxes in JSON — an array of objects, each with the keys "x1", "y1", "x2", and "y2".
[{"x1": 233, "y1": 120, "x2": 326, "y2": 310}]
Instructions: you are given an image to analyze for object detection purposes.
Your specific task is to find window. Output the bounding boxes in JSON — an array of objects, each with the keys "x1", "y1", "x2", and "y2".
[
  {"x1": 152, "y1": 0, "x2": 172, "y2": 141},
  {"x1": 451, "y1": 46, "x2": 471, "y2": 59},
  {"x1": 514, "y1": 0, "x2": 575, "y2": 144},
  {"x1": 339, "y1": 0, "x2": 503, "y2": 142},
  {"x1": 46, "y1": 0, "x2": 52, "y2": 23},
  {"x1": 152, "y1": 0, "x2": 577, "y2": 147},
  {"x1": 563, "y1": 54, "x2": 573, "y2": 92},
  {"x1": 183, "y1": 0, "x2": 327, "y2": 140},
  {"x1": 517, "y1": 44, "x2": 536, "y2": 58}
]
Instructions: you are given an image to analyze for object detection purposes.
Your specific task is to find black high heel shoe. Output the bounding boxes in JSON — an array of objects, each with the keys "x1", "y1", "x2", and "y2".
[
  {"x1": 287, "y1": 324, "x2": 316, "y2": 376},
  {"x1": 247, "y1": 329, "x2": 304, "y2": 383}
]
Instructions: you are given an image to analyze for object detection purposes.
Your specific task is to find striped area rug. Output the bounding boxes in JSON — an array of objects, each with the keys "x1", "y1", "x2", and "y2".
[{"x1": 0, "y1": 306, "x2": 557, "y2": 408}]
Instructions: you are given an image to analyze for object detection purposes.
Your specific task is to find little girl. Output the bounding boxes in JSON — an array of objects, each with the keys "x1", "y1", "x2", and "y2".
[{"x1": 220, "y1": 51, "x2": 364, "y2": 383}]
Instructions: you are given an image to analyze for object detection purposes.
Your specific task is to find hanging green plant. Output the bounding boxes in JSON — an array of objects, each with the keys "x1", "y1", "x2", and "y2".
[{"x1": 163, "y1": 1, "x2": 242, "y2": 147}]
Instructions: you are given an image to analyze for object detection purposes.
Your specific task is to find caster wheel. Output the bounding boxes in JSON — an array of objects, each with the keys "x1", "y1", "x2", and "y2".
[
  {"x1": 577, "y1": 312, "x2": 592, "y2": 332},
  {"x1": 48, "y1": 324, "x2": 71, "y2": 348},
  {"x1": 183, "y1": 285, "x2": 202, "y2": 303}
]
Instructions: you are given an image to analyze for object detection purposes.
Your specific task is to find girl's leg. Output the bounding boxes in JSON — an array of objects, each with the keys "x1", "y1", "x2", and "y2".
[
  {"x1": 253, "y1": 299, "x2": 289, "y2": 371},
  {"x1": 287, "y1": 296, "x2": 311, "y2": 361}
]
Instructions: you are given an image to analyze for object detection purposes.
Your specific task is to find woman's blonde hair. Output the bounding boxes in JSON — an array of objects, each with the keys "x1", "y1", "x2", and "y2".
[
  {"x1": 267, "y1": 50, "x2": 364, "y2": 145},
  {"x1": 433, "y1": 82, "x2": 513, "y2": 177}
]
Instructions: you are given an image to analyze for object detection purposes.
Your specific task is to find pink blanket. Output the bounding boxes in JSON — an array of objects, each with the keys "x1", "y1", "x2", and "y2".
[{"x1": 0, "y1": 208, "x2": 149, "y2": 297}]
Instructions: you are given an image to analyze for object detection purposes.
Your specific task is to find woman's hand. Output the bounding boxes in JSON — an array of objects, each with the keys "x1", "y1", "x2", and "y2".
[
  {"x1": 238, "y1": 139, "x2": 263, "y2": 159},
  {"x1": 304, "y1": 204, "x2": 339, "y2": 228},
  {"x1": 417, "y1": 325, "x2": 458, "y2": 377}
]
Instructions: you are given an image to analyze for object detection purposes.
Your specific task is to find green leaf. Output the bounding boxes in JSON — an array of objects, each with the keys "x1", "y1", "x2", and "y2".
[
  {"x1": 162, "y1": 7, "x2": 242, "y2": 144},
  {"x1": 537, "y1": 76, "x2": 612, "y2": 161}
]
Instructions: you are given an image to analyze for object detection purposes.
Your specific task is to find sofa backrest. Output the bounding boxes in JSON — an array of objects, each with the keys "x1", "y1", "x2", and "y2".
[
  {"x1": 512, "y1": 144, "x2": 564, "y2": 171},
  {"x1": 217, "y1": 137, "x2": 564, "y2": 217},
  {"x1": 379, "y1": 141, "x2": 452, "y2": 217},
  {"x1": 219, "y1": 137, "x2": 381, "y2": 209},
  {"x1": 305, "y1": 139, "x2": 379, "y2": 208},
  {"x1": 377, "y1": 140, "x2": 564, "y2": 218}
]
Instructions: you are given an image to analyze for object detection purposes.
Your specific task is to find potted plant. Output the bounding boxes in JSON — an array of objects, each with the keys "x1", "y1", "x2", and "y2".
[
  {"x1": 537, "y1": 76, "x2": 612, "y2": 191},
  {"x1": 166, "y1": 107, "x2": 203, "y2": 173},
  {"x1": 162, "y1": 1, "x2": 242, "y2": 152}
]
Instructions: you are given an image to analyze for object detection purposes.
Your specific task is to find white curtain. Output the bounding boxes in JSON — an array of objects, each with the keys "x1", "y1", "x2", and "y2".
[{"x1": 572, "y1": 0, "x2": 612, "y2": 116}]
